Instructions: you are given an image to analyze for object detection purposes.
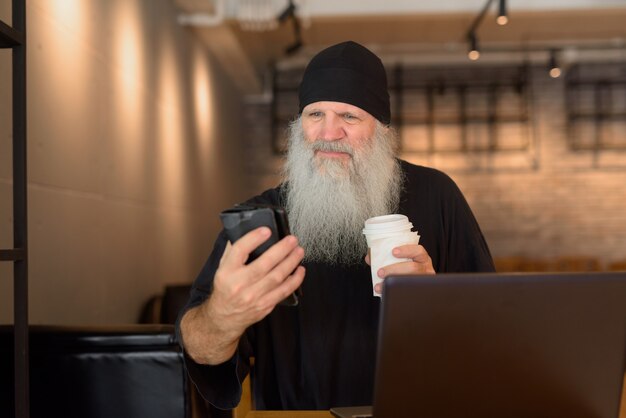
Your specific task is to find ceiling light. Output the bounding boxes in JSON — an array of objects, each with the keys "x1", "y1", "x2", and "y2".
[
  {"x1": 468, "y1": 33, "x2": 480, "y2": 61},
  {"x1": 496, "y1": 0, "x2": 508, "y2": 25},
  {"x1": 548, "y1": 49, "x2": 561, "y2": 78}
]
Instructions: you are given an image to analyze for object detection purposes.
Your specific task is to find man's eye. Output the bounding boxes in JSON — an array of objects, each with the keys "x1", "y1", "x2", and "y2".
[
  {"x1": 308, "y1": 111, "x2": 323, "y2": 119},
  {"x1": 343, "y1": 114, "x2": 359, "y2": 123}
]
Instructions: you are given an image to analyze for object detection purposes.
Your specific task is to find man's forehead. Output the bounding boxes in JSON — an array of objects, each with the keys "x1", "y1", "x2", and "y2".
[{"x1": 302, "y1": 101, "x2": 373, "y2": 116}]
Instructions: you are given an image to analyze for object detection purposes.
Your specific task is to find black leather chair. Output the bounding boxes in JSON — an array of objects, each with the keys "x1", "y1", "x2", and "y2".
[
  {"x1": 138, "y1": 284, "x2": 233, "y2": 418},
  {"x1": 1, "y1": 324, "x2": 192, "y2": 418},
  {"x1": 139, "y1": 284, "x2": 192, "y2": 325},
  {"x1": 160, "y1": 284, "x2": 194, "y2": 324}
]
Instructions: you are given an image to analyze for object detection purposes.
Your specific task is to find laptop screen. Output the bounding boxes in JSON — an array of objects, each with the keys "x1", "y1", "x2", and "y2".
[{"x1": 372, "y1": 272, "x2": 626, "y2": 418}]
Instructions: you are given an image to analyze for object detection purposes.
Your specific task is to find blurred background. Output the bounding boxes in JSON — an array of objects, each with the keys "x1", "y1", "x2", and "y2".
[{"x1": 2, "y1": 0, "x2": 626, "y2": 325}]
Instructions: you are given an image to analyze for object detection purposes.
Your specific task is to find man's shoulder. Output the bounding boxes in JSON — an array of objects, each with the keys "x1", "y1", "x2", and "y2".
[
  {"x1": 399, "y1": 159, "x2": 456, "y2": 187},
  {"x1": 242, "y1": 184, "x2": 284, "y2": 206}
]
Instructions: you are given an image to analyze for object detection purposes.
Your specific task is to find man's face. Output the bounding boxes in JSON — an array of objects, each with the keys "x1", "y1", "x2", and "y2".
[
  {"x1": 301, "y1": 101, "x2": 379, "y2": 170},
  {"x1": 283, "y1": 106, "x2": 401, "y2": 265}
]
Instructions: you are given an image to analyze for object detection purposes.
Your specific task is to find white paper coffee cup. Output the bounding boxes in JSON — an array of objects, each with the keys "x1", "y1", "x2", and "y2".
[{"x1": 363, "y1": 215, "x2": 420, "y2": 297}]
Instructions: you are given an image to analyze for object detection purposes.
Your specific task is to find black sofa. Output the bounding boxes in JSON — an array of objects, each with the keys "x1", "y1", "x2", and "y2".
[{"x1": 1, "y1": 324, "x2": 193, "y2": 418}]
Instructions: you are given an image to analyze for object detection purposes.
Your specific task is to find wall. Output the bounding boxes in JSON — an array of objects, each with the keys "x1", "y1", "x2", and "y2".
[
  {"x1": 241, "y1": 63, "x2": 626, "y2": 269},
  {"x1": 452, "y1": 65, "x2": 626, "y2": 265},
  {"x1": 0, "y1": 0, "x2": 249, "y2": 324}
]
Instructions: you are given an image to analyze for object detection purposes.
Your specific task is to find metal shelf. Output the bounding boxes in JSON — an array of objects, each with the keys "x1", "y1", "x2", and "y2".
[
  {"x1": 565, "y1": 62, "x2": 626, "y2": 152},
  {"x1": 1, "y1": 2, "x2": 29, "y2": 418},
  {"x1": 0, "y1": 19, "x2": 23, "y2": 48},
  {"x1": 0, "y1": 249, "x2": 26, "y2": 261}
]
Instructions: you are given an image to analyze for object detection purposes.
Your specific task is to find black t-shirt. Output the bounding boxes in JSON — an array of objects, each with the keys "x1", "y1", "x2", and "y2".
[{"x1": 177, "y1": 160, "x2": 495, "y2": 410}]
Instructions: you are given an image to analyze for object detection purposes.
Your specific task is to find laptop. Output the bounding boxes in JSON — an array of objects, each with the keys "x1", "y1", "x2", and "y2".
[{"x1": 331, "y1": 272, "x2": 626, "y2": 418}]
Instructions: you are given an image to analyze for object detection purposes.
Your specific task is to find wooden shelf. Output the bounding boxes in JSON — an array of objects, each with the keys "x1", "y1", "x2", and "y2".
[{"x1": 0, "y1": 19, "x2": 23, "y2": 48}]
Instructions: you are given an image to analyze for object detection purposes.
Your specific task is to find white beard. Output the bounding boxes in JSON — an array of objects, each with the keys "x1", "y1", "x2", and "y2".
[{"x1": 282, "y1": 117, "x2": 403, "y2": 265}]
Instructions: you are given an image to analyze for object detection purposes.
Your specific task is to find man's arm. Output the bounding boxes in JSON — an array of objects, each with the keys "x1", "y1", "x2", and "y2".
[
  {"x1": 179, "y1": 226, "x2": 305, "y2": 365},
  {"x1": 179, "y1": 299, "x2": 243, "y2": 365}
]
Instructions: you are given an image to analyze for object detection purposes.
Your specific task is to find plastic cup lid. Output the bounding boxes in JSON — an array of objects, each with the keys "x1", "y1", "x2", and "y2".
[
  {"x1": 363, "y1": 222, "x2": 413, "y2": 235},
  {"x1": 363, "y1": 214, "x2": 409, "y2": 230}
]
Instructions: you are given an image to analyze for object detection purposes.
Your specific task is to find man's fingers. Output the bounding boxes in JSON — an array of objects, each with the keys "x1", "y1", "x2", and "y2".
[
  {"x1": 249, "y1": 242, "x2": 304, "y2": 294},
  {"x1": 220, "y1": 227, "x2": 272, "y2": 268},
  {"x1": 255, "y1": 265, "x2": 306, "y2": 312},
  {"x1": 377, "y1": 244, "x2": 435, "y2": 277},
  {"x1": 377, "y1": 259, "x2": 433, "y2": 278},
  {"x1": 374, "y1": 282, "x2": 383, "y2": 294},
  {"x1": 392, "y1": 244, "x2": 429, "y2": 262},
  {"x1": 215, "y1": 232, "x2": 302, "y2": 310},
  {"x1": 218, "y1": 241, "x2": 232, "y2": 266},
  {"x1": 247, "y1": 235, "x2": 301, "y2": 278}
]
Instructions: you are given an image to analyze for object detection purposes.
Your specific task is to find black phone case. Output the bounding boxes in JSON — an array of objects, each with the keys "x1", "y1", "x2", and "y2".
[{"x1": 219, "y1": 204, "x2": 301, "y2": 306}]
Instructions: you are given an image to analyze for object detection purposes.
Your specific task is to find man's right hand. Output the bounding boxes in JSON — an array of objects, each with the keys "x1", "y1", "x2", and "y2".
[{"x1": 180, "y1": 227, "x2": 305, "y2": 365}]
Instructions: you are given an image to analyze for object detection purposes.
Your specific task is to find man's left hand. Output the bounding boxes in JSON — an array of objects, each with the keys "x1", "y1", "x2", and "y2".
[{"x1": 364, "y1": 244, "x2": 436, "y2": 294}]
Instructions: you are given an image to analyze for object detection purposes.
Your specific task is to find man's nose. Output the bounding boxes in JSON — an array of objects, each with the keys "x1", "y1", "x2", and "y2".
[{"x1": 318, "y1": 114, "x2": 345, "y2": 141}]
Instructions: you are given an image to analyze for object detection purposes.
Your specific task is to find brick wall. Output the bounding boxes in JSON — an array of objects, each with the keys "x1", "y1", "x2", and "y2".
[{"x1": 241, "y1": 64, "x2": 626, "y2": 269}]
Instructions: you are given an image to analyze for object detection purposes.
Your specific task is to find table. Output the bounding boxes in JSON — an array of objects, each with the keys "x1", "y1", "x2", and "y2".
[
  {"x1": 238, "y1": 373, "x2": 626, "y2": 418},
  {"x1": 245, "y1": 412, "x2": 333, "y2": 418}
]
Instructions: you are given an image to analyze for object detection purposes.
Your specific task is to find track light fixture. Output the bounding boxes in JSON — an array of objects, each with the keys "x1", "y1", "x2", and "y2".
[
  {"x1": 548, "y1": 49, "x2": 562, "y2": 78},
  {"x1": 468, "y1": 32, "x2": 480, "y2": 61},
  {"x1": 277, "y1": 0, "x2": 296, "y2": 23},
  {"x1": 277, "y1": 0, "x2": 302, "y2": 55},
  {"x1": 285, "y1": 13, "x2": 303, "y2": 56},
  {"x1": 496, "y1": 0, "x2": 508, "y2": 25},
  {"x1": 465, "y1": 0, "x2": 509, "y2": 61}
]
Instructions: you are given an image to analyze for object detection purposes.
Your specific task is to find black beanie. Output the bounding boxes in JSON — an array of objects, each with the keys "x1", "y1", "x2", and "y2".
[{"x1": 298, "y1": 41, "x2": 391, "y2": 125}]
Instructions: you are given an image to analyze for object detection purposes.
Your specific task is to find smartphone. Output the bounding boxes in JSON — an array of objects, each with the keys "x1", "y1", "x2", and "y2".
[{"x1": 219, "y1": 204, "x2": 301, "y2": 306}]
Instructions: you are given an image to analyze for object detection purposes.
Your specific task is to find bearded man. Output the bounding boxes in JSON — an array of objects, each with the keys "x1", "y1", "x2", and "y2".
[{"x1": 177, "y1": 41, "x2": 495, "y2": 411}]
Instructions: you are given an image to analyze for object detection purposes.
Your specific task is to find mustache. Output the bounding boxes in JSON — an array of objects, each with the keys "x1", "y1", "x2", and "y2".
[{"x1": 309, "y1": 140, "x2": 355, "y2": 157}]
